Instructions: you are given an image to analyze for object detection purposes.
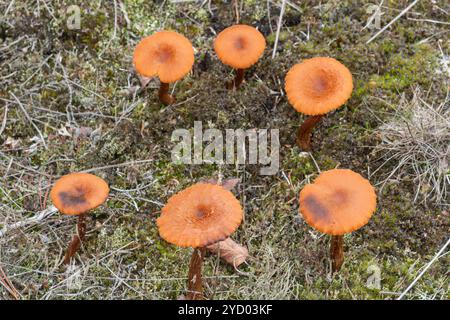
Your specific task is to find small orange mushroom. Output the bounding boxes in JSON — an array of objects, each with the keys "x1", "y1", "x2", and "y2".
[
  {"x1": 50, "y1": 173, "x2": 109, "y2": 264},
  {"x1": 201, "y1": 177, "x2": 248, "y2": 267},
  {"x1": 214, "y1": 24, "x2": 266, "y2": 89},
  {"x1": 133, "y1": 30, "x2": 194, "y2": 105},
  {"x1": 299, "y1": 169, "x2": 376, "y2": 272},
  {"x1": 285, "y1": 57, "x2": 353, "y2": 151},
  {"x1": 157, "y1": 183, "x2": 243, "y2": 300}
]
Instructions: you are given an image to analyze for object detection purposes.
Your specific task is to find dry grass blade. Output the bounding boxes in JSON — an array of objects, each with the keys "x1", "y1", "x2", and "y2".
[
  {"x1": 272, "y1": 0, "x2": 287, "y2": 59},
  {"x1": 372, "y1": 88, "x2": 450, "y2": 205},
  {"x1": 0, "y1": 264, "x2": 21, "y2": 299},
  {"x1": 398, "y1": 237, "x2": 450, "y2": 300},
  {"x1": 0, "y1": 206, "x2": 58, "y2": 238},
  {"x1": 10, "y1": 93, "x2": 47, "y2": 149},
  {"x1": 366, "y1": 0, "x2": 419, "y2": 44}
]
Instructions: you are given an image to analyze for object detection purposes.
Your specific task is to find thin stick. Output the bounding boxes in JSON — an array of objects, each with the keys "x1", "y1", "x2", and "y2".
[
  {"x1": 233, "y1": 0, "x2": 240, "y2": 24},
  {"x1": 0, "y1": 104, "x2": 7, "y2": 135},
  {"x1": 0, "y1": 264, "x2": 21, "y2": 299},
  {"x1": 10, "y1": 93, "x2": 47, "y2": 149},
  {"x1": 81, "y1": 159, "x2": 154, "y2": 173},
  {"x1": 407, "y1": 18, "x2": 450, "y2": 25},
  {"x1": 366, "y1": 0, "x2": 419, "y2": 44},
  {"x1": 0, "y1": 206, "x2": 58, "y2": 238},
  {"x1": 272, "y1": 0, "x2": 286, "y2": 59},
  {"x1": 397, "y1": 237, "x2": 450, "y2": 300}
]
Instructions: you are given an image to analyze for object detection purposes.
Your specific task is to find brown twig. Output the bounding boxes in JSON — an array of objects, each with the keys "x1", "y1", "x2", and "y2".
[{"x1": 0, "y1": 264, "x2": 20, "y2": 299}]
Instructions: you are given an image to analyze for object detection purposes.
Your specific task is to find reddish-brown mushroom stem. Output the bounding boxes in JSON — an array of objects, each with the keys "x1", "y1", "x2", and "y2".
[
  {"x1": 227, "y1": 68, "x2": 245, "y2": 90},
  {"x1": 158, "y1": 82, "x2": 175, "y2": 105},
  {"x1": 186, "y1": 247, "x2": 206, "y2": 300},
  {"x1": 296, "y1": 115, "x2": 324, "y2": 151},
  {"x1": 64, "y1": 213, "x2": 87, "y2": 264},
  {"x1": 330, "y1": 235, "x2": 344, "y2": 272}
]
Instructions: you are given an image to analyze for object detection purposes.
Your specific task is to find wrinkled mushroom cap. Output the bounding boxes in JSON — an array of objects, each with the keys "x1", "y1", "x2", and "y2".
[
  {"x1": 133, "y1": 30, "x2": 195, "y2": 83},
  {"x1": 157, "y1": 183, "x2": 243, "y2": 248},
  {"x1": 50, "y1": 173, "x2": 109, "y2": 215},
  {"x1": 214, "y1": 25, "x2": 266, "y2": 69},
  {"x1": 285, "y1": 57, "x2": 353, "y2": 115},
  {"x1": 299, "y1": 169, "x2": 376, "y2": 235}
]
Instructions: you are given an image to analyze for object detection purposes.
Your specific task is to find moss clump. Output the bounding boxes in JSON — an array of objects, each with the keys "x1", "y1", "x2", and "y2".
[
  {"x1": 266, "y1": 31, "x2": 290, "y2": 45},
  {"x1": 371, "y1": 44, "x2": 438, "y2": 92}
]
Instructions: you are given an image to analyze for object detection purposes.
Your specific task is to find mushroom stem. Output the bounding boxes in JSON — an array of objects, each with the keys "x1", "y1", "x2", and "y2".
[
  {"x1": 186, "y1": 247, "x2": 206, "y2": 300},
  {"x1": 330, "y1": 235, "x2": 344, "y2": 272},
  {"x1": 227, "y1": 68, "x2": 245, "y2": 89},
  {"x1": 296, "y1": 115, "x2": 324, "y2": 151},
  {"x1": 63, "y1": 213, "x2": 87, "y2": 264},
  {"x1": 158, "y1": 82, "x2": 175, "y2": 105}
]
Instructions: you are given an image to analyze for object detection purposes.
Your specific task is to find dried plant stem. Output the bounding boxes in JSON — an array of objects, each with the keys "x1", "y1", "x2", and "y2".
[
  {"x1": 0, "y1": 264, "x2": 21, "y2": 299},
  {"x1": 398, "y1": 237, "x2": 450, "y2": 300},
  {"x1": 186, "y1": 247, "x2": 206, "y2": 300},
  {"x1": 296, "y1": 115, "x2": 324, "y2": 151},
  {"x1": 158, "y1": 82, "x2": 175, "y2": 105},
  {"x1": 63, "y1": 214, "x2": 87, "y2": 264},
  {"x1": 330, "y1": 235, "x2": 344, "y2": 272},
  {"x1": 366, "y1": 0, "x2": 419, "y2": 44},
  {"x1": 0, "y1": 206, "x2": 57, "y2": 238},
  {"x1": 227, "y1": 69, "x2": 245, "y2": 89},
  {"x1": 272, "y1": 0, "x2": 286, "y2": 59}
]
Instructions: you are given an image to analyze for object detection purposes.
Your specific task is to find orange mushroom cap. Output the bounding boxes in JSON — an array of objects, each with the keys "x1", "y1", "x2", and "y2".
[
  {"x1": 157, "y1": 183, "x2": 243, "y2": 248},
  {"x1": 50, "y1": 173, "x2": 109, "y2": 215},
  {"x1": 214, "y1": 25, "x2": 266, "y2": 69},
  {"x1": 133, "y1": 30, "x2": 194, "y2": 83},
  {"x1": 285, "y1": 57, "x2": 353, "y2": 115},
  {"x1": 299, "y1": 169, "x2": 376, "y2": 235}
]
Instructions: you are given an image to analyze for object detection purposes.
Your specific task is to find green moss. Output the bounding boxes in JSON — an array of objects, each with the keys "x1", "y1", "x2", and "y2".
[
  {"x1": 371, "y1": 44, "x2": 438, "y2": 91},
  {"x1": 378, "y1": 39, "x2": 397, "y2": 55},
  {"x1": 267, "y1": 31, "x2": 290, "y2": 45},
  {"x1": 297, "y1": 42, "x2": 321, "y2": 55},
  {"x1": 282, "y1": 148, "x2": 316, "y2": 183},
  {"x1": 194, "y1": 8, "x2": 209, "y2": 23}
]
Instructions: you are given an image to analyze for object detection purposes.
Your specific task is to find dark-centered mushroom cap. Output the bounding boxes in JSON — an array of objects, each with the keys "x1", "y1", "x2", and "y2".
[
  {"x1": 285, "y1": 57, "x2": 353, "y2": 115},
  {"x1": 133, "y1": 30, "x2": 195, "y2": 83},
  {"x1": 299, "y1": 169, "x2": 376, "y2": 235},
  {"x1": 157, "y1": 183, "x2": 243, "y2": 248},
  {"x1": 214, "y1": 25, "x2": 266, "y2": 69},
  {"x1": 50, "y1": 173, "x2": 109, "y2": 215}
]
